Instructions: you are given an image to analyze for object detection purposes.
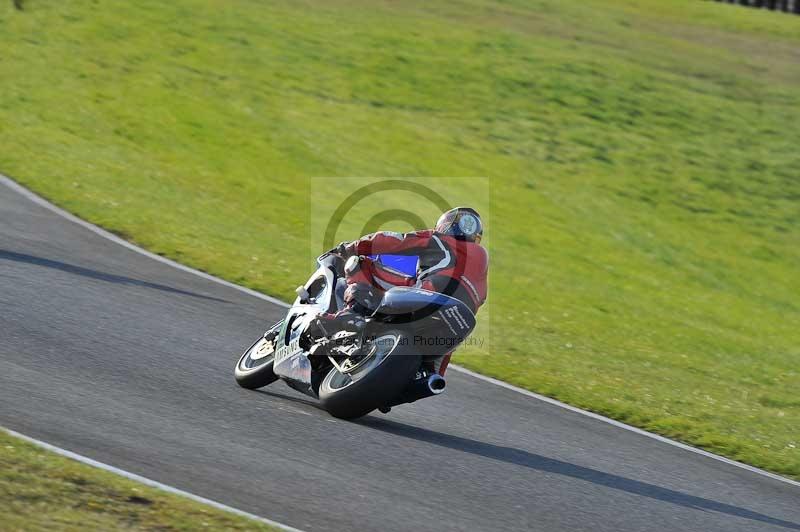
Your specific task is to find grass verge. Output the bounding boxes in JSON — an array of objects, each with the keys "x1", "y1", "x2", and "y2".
[
  {"x1": 1, "y1": 0, "x2": 799, "y2": 480},
  {"x1": 0, "y1": 430, "x2": 279, "y2": 531}
]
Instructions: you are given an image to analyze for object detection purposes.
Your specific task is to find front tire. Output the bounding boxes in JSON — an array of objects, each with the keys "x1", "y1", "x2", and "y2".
[
  {"x1": 319, "y1": 333, "x2": 420, "y2": 419},
  {"x1": 234, "y1": 324, "x2": 282, "y2": 389}
]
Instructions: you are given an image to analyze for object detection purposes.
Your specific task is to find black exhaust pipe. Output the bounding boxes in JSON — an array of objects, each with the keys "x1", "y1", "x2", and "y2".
[{"x1": 389, "y1": 374, "x2": 446, "y2": 407}]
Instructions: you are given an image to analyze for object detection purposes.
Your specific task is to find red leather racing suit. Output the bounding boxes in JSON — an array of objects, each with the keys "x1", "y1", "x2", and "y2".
[{"x1": 342, "y1": 230, "x2": 488, "y2": 375}]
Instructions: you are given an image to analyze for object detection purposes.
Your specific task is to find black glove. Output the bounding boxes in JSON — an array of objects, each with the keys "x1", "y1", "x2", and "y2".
[{"x1": 327, "y1": 241, "x2": 351, "y2": 258}]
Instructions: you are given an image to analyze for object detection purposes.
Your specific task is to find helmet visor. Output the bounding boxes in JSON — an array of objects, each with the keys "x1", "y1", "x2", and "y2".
[{"x1": 435, "y1": 210, "x2": 458, "y2": 234}]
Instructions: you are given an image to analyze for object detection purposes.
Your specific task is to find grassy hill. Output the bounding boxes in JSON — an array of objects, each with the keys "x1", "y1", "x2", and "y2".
[{"x1": 2, "y1": 0, "x2": 799, "y2": 480}]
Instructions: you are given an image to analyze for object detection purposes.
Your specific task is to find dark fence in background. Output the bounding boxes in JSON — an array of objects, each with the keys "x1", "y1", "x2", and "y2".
[
  {"x1": 714, "y1": 0, "x2": 800, "y2": 14},
  {"x1": 11, "y1": 0, "x2": 800, "y2": 15}
]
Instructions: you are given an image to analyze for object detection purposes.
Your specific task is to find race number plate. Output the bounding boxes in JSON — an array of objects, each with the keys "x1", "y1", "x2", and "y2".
[{"x1": 273, "y1": 337, "x2": 302, "y2": 365}]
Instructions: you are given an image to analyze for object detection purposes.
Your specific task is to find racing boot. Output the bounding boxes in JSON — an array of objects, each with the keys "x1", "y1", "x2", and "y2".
[{"x1": 304, "y1": 310, "x2": 365, "y2": 343}]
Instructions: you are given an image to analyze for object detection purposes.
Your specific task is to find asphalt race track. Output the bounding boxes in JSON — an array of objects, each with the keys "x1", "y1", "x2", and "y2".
[{"x1": 1, "y1": 178, "x2": 799, "y2": 532}]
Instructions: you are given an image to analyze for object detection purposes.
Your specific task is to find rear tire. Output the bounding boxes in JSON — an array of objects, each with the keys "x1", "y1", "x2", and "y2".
[
  {"x1": 234, "y1": 324, "x2": 282, "y2": 389},
  {"x1": 319, "y1": 333, "x2": 420, "y2": 419}
]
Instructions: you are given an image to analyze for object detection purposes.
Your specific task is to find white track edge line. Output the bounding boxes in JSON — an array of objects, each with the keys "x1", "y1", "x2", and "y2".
[
  {"x1": 2, "y1": 173, "x2": 798, "y2": 489},
  {"x1": 446, "y1": 365, "x2": 800, "y2": 488},
  {"x1": 1, "y1": 427, "x2": 305, "y2": 532},
  {"x1": 0, "y1": 175, "x2": 290, "y2": 309}
]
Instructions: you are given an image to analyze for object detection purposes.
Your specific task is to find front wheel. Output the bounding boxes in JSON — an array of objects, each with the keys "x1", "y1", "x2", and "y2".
[
  {"x1": 319, "y1": 333, "x2": 420, "y2": 419},
  {"x1": 234, "y1": 323, "x2": 282, "y2": 389}
]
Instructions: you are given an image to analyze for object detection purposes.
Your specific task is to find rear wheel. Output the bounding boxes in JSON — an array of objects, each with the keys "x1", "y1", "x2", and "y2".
[
  {"x1": 234, "y1": 323, "x2": 282, "y2": 389},
  {"x1": 319, "y1": 333, "x2": 420, "y2": 419}
]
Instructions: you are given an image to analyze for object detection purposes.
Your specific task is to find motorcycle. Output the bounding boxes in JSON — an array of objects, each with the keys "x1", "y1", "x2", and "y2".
[{"x1": 234, "y1": 252, "x2": 476, "y2": 419}]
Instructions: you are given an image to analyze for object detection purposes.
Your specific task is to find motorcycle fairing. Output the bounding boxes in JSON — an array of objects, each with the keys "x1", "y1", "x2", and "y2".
[
  {"x1": 272, "y1": 261, "x2": 337, "y2": 390},
  {"x1": 372, "y1": 287, "x2": 476, "y2": 352}
]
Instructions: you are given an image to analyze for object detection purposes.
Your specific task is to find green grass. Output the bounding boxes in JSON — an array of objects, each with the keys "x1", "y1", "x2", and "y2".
[
  {"x1": 1, "y1": 0, "x2": 799, "y2": 483},
  {"x1": 0, "y1": 430, "x2": 278, "y2": 531}
]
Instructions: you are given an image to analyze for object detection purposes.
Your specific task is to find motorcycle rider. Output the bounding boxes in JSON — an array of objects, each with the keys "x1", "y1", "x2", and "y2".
[{"x1": 307, "y1": 206, "x2": 488, "y2": 376}]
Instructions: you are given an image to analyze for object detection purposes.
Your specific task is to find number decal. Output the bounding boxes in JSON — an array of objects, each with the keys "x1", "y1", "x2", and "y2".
[{"x1": 274, "y1": 338, "x2": 302, "y2": 365}]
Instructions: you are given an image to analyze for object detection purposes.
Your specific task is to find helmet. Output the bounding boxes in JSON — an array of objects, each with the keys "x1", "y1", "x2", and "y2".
[{"x1": 434, "y1": 207, "x2": 483, "y2": 243}]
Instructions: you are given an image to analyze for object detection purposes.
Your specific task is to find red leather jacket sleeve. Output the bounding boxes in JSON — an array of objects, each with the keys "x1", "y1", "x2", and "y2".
[{"x1": 345, "y1": 230, "x2": 434, "y2": 256}]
